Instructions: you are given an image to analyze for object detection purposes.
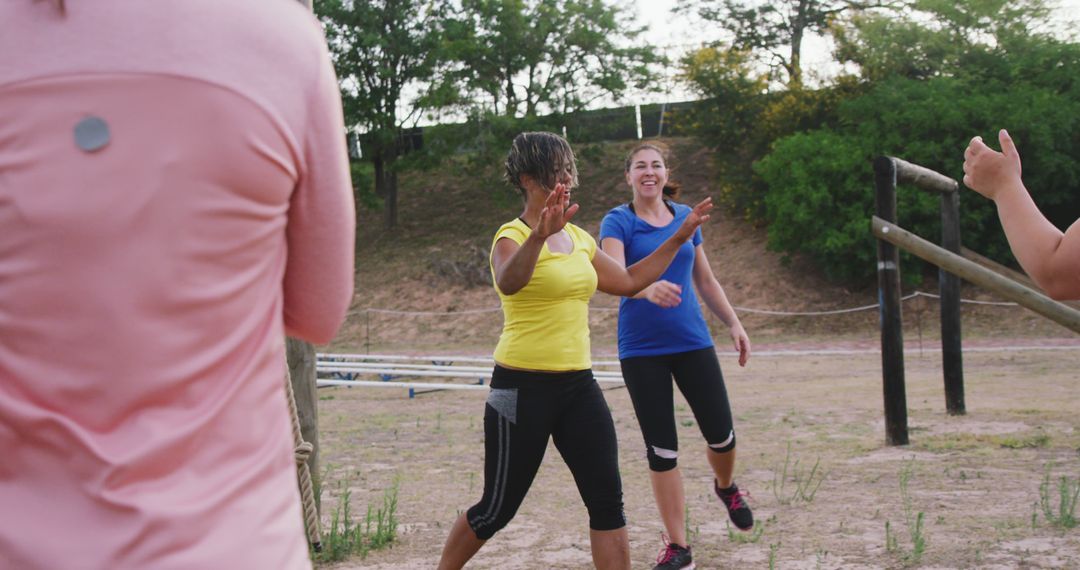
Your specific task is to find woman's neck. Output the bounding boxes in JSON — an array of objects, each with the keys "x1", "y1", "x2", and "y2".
[
  {"x1": 632, "y1": 194, "x2": 668, "y2": 217},
  {"x1": 519, "y1": 191, "x2": 548, "y2": 228}
]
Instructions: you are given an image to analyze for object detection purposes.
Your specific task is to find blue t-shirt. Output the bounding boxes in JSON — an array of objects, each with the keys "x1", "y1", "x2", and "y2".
[{"x1": 599, "y1": 201, "x2": 713, "y2": 358}]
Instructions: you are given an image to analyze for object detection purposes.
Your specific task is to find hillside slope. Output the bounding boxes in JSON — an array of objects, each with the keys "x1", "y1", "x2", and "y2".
[{"x1": 334, "y1": 137, "x2": 1069, "y2": 354}]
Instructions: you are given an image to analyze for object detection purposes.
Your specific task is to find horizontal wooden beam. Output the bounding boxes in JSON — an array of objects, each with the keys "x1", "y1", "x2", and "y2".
[
  {"x1": 888, "y1": 156, "x2": 959, "y2": 194},
  {"x1": 872, "y1": 216, "x2": 1080, "y2": 333}
]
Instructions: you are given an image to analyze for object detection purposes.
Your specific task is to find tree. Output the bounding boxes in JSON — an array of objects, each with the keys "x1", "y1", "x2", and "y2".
[
  {"x1": 318, "y1": 0, "x2": 448, "y2": 228},
  {"x1": 833, "y1": 0, "x2": 1064, "y2": 84},
  {"x1": 755, "y1": 0, "x2": 1080, "y2": 283},
  {"x1": 680, "y1": 44, "x2": 860, "y2": 218},
  {"x1": 443, "y1": 0, "x2": 662, "y2": 117},
  {"x1": 682, "y1": 0, "x2": 898, "y2": 88}
]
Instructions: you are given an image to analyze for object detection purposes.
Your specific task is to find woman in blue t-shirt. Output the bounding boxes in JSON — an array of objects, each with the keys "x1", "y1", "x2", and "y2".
[{"x1": 599, "y1": 143, "x2": 752, "y2": 570}]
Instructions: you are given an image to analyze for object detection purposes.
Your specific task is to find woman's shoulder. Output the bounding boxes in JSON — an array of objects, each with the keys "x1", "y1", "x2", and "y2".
[
  {"x1": 565, "y1": 222, "x2": 594, "y2": 239},
  {"x1": 493, "y1": 218, "x2": 530, "y2": 244},
  {"x1": 668, "y1": 200, "x2": 693, "y2": 215},
  {"x1": 600, "y1": 203, "x2": 634, "y2": 233},
  {"x1": 603, "y1": 202, "x2": 634, "y2": 219}
]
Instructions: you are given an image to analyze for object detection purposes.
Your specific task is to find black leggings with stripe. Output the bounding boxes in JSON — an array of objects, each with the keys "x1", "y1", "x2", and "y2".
[
  {"x1": 620, "y1": 347, "x2": 735, "y2": 472},
  {"x1": 466, "y1": 366, "x2": 625, "y2": 540}
]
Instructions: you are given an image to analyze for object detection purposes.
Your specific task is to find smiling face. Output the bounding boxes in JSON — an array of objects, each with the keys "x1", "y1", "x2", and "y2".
[{"x1": 625, "y1": 147, "x2": 668, "y2": 201}]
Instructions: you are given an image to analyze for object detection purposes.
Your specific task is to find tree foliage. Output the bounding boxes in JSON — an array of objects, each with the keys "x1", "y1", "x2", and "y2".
[
  {"x1": 833, "y1": 0, "x2": 1063, "y2": 82},
  {"x1": 757, "y1": 0, "x2": 1080, "y2": 282},
  {"x1": 682, "y1": 0, "x2": 899, "y2": 88},
  {"x1": 681, "y1": 45, "x2": 859, "y2": 217},
  {"x1": 318, "y1": 0, "x2": 449, "y2": 228},
  {"x1": 442, "y1": 0, "x2": 662, "y2": 117}
]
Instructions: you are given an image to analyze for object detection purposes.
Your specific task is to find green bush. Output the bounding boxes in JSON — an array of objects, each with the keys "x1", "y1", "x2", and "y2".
[
  {"x1": 757, "y1": 75, "x2": 1080, "y2": 283},
  {"x1": 757, "y1": 130, "x2": 882, "y2": 282}
]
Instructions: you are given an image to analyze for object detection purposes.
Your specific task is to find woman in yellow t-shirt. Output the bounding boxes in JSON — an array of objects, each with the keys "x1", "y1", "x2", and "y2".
[{"x1": 437, "y1": 132, "x2": 712, "y2": 570}]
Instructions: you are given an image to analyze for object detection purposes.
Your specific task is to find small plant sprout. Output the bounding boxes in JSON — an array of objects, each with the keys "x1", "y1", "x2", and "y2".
[
  {"x1": 772, "y1": 442, "x2": 828, "y2": 505},
  {"x1": 1035, "y1": 462, "x2": 1079, "y2": 529}
]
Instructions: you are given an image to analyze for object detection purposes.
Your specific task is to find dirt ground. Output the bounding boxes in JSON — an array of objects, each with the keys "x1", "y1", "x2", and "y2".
[
  {"x1": 330, "y1": 138, "x2": 1080, "y2": 568},
  {"x1": 314, "y1": 334, "x2": 1080, "y2": 570}
]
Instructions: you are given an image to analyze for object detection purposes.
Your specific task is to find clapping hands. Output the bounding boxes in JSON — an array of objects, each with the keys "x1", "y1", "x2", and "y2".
[
  {"x1": 534, "y1": 184, "x2": 579, "y2": 239},
  {"x1": 676, "y1": 197, "x2": 713, "y2": 241}
]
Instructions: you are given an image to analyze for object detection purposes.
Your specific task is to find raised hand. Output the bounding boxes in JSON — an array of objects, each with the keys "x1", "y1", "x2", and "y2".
[
  {"x1": 643, "y1": 280, "x2": 682, "y2": 308},
  {"x1": 963, "y1": 129, "x2": 1023, "y2": 201},
  {"x1": 675, "y1": 197, "x2": 713, "y2": 241},
  {"x1": 534, "y1": 184, "x2": 579, "y2": 238}
]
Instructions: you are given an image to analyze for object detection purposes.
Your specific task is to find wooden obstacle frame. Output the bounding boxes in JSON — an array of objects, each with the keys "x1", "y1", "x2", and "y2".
[{"x1": 871, "y1": 156, "x2": 1080, "y2": 446}]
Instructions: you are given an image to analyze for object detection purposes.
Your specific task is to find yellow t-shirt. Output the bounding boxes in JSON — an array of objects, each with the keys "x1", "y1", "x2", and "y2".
[{"x1": 490, "y1": 219, "x2": 598, "y2": 371}]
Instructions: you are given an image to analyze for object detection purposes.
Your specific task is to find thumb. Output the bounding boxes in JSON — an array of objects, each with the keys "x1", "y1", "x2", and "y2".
[{"x1": 999, "y1": 129, "x2": 1019, "y2": 160}]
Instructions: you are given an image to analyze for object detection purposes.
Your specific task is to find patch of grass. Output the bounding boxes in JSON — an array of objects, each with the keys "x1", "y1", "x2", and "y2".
[
  {"x1": 313, "y1": 477, "x2": 400, "y2": 564},
  {"x1": 916, "y1": 431, "x2": 1050, "y2": 453},
  {"x1": 684, "y1": 505, "x2": 700, "y2": 544},
  {"x1": 885, "y1": 458, "x2": 927, "y2": 567},
  {"x1": 727, "y1": 514, "x2": 773, "y2": 544},
  {"x1": 772, "y1": 442, "x2": 827, "y2": 505},
  {"x1": 1033, "y1": 463, "x2": 1079, "y2": 529},
  {"x1": 995, "y1": 433, "x2": 1050, "y2": 449}
]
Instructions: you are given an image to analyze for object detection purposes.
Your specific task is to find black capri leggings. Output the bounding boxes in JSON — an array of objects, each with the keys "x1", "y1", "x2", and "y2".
[
  {"x1": 466, "y1": 366, "x2": 625, "y2": 540},
  {"x1": 620, "y1": 347, "x2": 735, "y2": 472}
]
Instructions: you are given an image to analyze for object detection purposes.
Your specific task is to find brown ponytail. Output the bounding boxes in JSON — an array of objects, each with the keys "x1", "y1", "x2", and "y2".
[{"x1": 662, "y1": 181, "x2": 681, "y2": 199}]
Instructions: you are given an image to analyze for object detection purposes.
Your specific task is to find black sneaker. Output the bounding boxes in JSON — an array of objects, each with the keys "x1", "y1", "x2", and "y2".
[
  {"x1": 654, "y1": 535, "x2": 695, "y2": 570},
  {"x1": 715, "y1": 480, "x2": 754, "y2": 530}
]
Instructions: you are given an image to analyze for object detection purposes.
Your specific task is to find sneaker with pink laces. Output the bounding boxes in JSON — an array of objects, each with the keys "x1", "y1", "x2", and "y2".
[
  {"x1": 715, "y1": 479, "x2": 754, "y2": 530},
  {"x1": 653, "y1": 534, "x2": 694, "y2": 570}
]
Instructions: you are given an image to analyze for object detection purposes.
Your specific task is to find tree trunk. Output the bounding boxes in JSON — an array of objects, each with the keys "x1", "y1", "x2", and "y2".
[
  {"x1": 788, "y1": 0, "x2": 807, "y2": 89},
  {"x1": 384, "y1": 165, "x2": 398, "y2": 229},
  {"x1": 373, "y1": 149, "x2": 398, "y2": 228},
  {"x1": 373, "y1": 156, "x2": 386, "y2": 197}
]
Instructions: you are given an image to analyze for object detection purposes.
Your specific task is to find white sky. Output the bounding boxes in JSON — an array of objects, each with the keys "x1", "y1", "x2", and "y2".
[{"x1": 629, "y1": 0, "x2": 1080, "y2": 105}]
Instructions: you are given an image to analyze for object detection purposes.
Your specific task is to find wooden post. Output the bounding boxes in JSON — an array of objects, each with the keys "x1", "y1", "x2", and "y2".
[
  {"x1": 287, "y1": 337, "x2": 320, "y2": 509},
  {"x1": 890, "y1": 156, "x2": 965, "y2": 416},
  {"x1": 939, "y1": 190, "x2": 965, "y2": 415},
  {"x1": 873, "y1": 156, "x2": 908, "y2": 446}
]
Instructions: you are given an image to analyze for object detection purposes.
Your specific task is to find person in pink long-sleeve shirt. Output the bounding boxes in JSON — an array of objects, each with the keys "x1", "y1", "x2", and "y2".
[{"x1": 0, "y1": 1, "x2": 355, "y2": 568}]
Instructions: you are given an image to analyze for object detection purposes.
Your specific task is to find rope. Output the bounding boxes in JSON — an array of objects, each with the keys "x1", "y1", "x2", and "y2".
[
  {"x1": 909, "y1": 290, "x2": 1018, "y2": 307},
  {"x1": 358, "y1": 307, "x2": 502, "y2": 316},
  {"x1": 284, "y1": 357, "x2": 323, "y2": 552},
  {"x1": 353, "y1": 290, "x2": 1020, "y2": 318}
]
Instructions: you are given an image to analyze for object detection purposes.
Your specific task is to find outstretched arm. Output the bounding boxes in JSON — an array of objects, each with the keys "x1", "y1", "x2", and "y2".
[
  {"x1": 692, "y1": 246, "x2": 750, "y2": 366},
  {"x1": 599, "y1": 238, "x2": 684, "y2": 308},
  {"x1": 963, "y1": 129, "x2": 1080, "y2": 299},
  {"x1": 492, "y1": 185, "x2": 579, "y2": 295},
  {"x1": 594, "y1": 198, "x2": 713, "y2": 297}
]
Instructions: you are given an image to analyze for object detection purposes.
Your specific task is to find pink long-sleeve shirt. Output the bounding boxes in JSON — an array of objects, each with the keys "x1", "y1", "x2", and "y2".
[{"x1": 0, "y1": 1, "x2": 355, "y2": 568}]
